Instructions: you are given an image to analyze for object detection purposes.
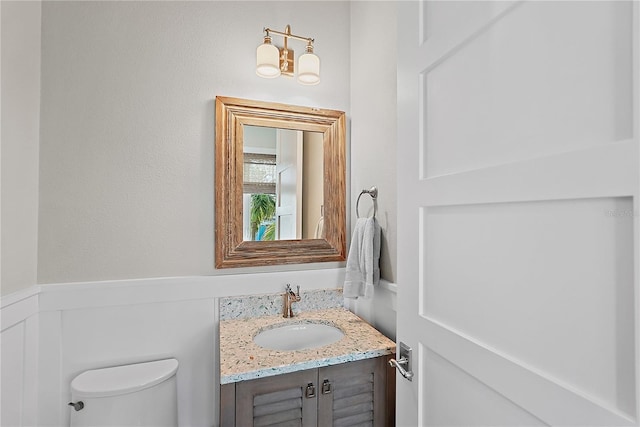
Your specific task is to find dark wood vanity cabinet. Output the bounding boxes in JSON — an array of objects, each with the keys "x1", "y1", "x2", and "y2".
[
  {"x1": 220, "y1": 355, "x2": 395, "y2": 427},
  {"x1": 318, "y1": 355, "x2": 395, "y2": 427}
]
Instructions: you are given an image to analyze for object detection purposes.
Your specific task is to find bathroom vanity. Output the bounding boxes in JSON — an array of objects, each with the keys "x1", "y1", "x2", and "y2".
[
  {"x1": 221, "y1": 355, "x2": 393, "y2": 426},
  {"x1": 218, "y1": 290, "x2": 396, "y2": 426}
]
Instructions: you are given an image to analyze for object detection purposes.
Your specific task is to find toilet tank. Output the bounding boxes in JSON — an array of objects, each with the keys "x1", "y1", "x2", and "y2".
[{"x1": 69, "y1": 358, "x2": 179, "y2": 427}]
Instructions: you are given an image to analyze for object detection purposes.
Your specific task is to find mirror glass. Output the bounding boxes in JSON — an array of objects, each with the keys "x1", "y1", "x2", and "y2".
[
  {"x1": 242, "y1": 125, "x2": 324, "y2": 241},
  {"x1": 215, "y1": 96, "x2": 346, "y2": 269}
]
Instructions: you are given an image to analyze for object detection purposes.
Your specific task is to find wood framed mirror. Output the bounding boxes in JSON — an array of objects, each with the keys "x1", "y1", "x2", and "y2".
[{"x1": 215, "y1": 96, "x2": 346, "y2": 268}]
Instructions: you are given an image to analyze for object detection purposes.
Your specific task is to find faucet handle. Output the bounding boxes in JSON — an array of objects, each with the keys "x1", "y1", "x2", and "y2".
[
  {"x1": 285, "y1": 284, "x2": 292, "y2": 292},
  {"x1": 296, "y1": 285, "x2": 300, "y2": 296}
]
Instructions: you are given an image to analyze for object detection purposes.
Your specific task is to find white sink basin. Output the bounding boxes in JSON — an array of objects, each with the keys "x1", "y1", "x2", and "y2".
[{"x1": 253, "y1": 322, "x2": 344, "y2": 351}]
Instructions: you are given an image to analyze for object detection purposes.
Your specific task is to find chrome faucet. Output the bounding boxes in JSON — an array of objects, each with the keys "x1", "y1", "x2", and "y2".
[{"x1": 283, "y1": 284, "x2": 301, "y2": 318}]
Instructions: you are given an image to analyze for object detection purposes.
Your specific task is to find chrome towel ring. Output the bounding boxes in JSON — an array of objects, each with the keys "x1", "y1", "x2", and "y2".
[{"x1": 356, "y1": 186, "x2": 378, "y2": 219}]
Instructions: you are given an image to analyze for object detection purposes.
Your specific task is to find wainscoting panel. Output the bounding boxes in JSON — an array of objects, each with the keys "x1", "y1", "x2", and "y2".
[
  {"x1": 2, "y1": 268, "x2": 383, "y2": 426},
  {"x1": 59, "y1": 298, "x2": 217, "y2": 427},
  {"x1": 1, "y1": 289, "x2": 39, "y2": 426},
  {"x1": 1, "y1": 323, "x2": 25, "y2": 426}
]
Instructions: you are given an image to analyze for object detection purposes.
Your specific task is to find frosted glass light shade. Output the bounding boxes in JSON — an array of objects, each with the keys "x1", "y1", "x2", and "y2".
[
  {"x1": 297, "y1": 52, "x2": 320, "y2": 85},
  {"x1": 256, "y1": 43, "x2": 281, "y2": 78}
]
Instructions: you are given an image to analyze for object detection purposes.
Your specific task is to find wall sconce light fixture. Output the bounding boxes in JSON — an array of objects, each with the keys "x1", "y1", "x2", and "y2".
[{"x1": 256, "y1": 25, "x2": 320, "y2": 85}]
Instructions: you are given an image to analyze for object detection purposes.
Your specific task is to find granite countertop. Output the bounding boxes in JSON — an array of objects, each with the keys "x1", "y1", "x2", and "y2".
[{"x1": 219, "y1": 307, "x2": 396, "y2": 384}]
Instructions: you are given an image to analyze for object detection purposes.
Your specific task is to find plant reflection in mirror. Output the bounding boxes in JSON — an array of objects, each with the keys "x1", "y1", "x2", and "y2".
[{"x1": 250, "y1": 194, "x2": 276, "y2": 241}]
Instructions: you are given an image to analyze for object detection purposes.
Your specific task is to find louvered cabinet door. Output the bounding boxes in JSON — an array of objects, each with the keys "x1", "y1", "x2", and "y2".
[
  {"x1": 317, "y1": 357, "x2": 392, "y2": 427},
  {"x1": 235, "y1": 369, "x2": 318, "y2": 427}
]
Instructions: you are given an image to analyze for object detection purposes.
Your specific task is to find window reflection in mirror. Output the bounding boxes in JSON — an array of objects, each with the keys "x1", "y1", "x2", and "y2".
[{"x1": 243, "y1": 125, "x2": 324, "y2": 242}]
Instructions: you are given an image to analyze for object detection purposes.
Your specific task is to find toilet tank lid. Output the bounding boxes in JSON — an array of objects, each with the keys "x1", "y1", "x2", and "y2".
[{"x1": 71, "y1": 358, "x2": 178, "y2": 398}]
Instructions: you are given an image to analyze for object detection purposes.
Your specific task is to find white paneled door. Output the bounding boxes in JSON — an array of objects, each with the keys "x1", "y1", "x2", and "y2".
[
  {"x1": 396, "y1": 1, "x2": 639, "y2": 426},
  {"x1": 276, "y1": 129, "x2": 303, "y2": 240}
]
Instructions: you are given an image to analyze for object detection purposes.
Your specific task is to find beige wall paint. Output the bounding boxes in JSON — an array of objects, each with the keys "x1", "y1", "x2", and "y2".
[
  {"x1": 1, "y1": 1, "x2": 42, "y2": 296},
  {"x1": 302, "y1": 131, "x2": 324, "y2": 239},
  {"x1": 38, "y1": 1, "x2": 350, "y2": 284},
  {"x1": 350, "y1": 1, "x2": 397, "y2": 282}
]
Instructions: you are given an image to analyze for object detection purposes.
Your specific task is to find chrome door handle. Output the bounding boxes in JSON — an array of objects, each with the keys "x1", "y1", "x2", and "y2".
[
  {"x1": 388, "y1": 357, "x2": 413, "y2": 381},
  {"x1": 388, "y1": 341, "x2": 413, "y2": 381}
]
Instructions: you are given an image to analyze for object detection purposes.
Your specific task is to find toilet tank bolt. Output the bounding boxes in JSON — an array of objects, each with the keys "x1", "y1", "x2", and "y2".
[{"x1": 68, "y1": 401, "x2": 84, "y2": 411}]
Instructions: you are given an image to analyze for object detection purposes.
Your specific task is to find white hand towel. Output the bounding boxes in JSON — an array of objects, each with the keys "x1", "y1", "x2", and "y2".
[{"x1": 343, "y1": 217, "x2": 381, "y2": 299}]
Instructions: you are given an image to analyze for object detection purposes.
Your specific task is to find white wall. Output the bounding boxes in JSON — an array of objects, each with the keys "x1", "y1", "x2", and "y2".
[
  {"x1": 1, "y1": 0, "x2": 41, "y2": 296},
  {"x1": 34, "y1": 3, "x2": 353, "y2": 425},
  {"x1": 348, "y1": 2, "x2": 398, "y2": 339},
  {"x1": 38, "y1": 1, "x2": 350, "y2": 284},
  {"x1": 350, "y1": 2, "x2": 397, "y2": 283}
]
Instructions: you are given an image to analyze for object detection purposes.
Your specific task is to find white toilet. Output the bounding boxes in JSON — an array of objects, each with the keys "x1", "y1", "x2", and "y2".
[{"x1": 68, "y1": 358, "x2": 179, "y2": 427}]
